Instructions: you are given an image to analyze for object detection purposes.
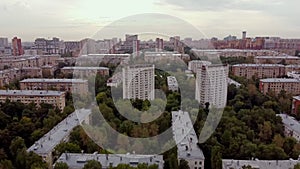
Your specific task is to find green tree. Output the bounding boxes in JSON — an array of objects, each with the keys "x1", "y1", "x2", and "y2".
[
  {"x1": 211, "y1": 146, "x2": 222, "y2": 169},
  {"x1": 9, "y1": 136, "x2": 26, "y2": 157},
  {"x1": 178, "y1": 159, "x2": 190, "y2": 169},
  {"x1": 294, "y1": 164, "x2": 300, "y2": 169},
  {"x1": 242, "y1": 165, "x2": 254, "y2": 169},
  {"x1": 272, "y1": 134, "x2": 284, "y2": 148},
  {"x1": 83, "y1": 160, "x2": 102, "y2": 169},
  {"x1": 54, "y1": 142, "x2": 81, "y2": 156},
  {"x1": 0, "y1": 160, "x2": 14, "y2": 169},
  {"x1": 283, "y1": 137, "x2": 297, "y2": 156},
  {"x1": 114, "y1": 164, "x2": 132, "y2": 169},
  {"x1": 258, "y1": 121, "x2": 272, "y2": 143},
  {"x1": 54, "y1": 162, "x2": 69, "y2": 169}
]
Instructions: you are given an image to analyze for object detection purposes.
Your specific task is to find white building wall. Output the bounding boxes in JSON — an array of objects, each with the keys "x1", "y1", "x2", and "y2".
[
  {"x1": 122, "y1": 65, "x2": 155, "y2": 100},
  {"x1": 196, "y1": 64, "x2": 228, "y2": 108}
]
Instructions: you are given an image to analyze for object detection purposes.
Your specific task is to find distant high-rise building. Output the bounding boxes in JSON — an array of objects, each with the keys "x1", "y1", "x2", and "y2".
[
  {"x1": 121, "y1": 34, "x2": 138, "y2": 53},
  {"x1": 242, "y1": 31, "x2": 247, "y2": 40},
  {"x1": 34, "y1": 37, "x2": 63, "y2": 55},
  {"x1": 123, "y1": 64, "x2": 155, "y2": 100},
  {"x1": 224, "y1": 35, "x2": 237, "y2": 41},
  {"x1": 0, "y1": 38, "x2": 10, "y2": 56},
  {"x1": 0, "y1": 38, "x2": 9, "y2": 47},
  {"x1": 195, "y1": 63, "x2": 229, "y2": 108},
  {"x1": 170, "y1": 36, "x2": 184, "y2": 53},
  {"x1": 12, "y1": 37, "x2": 24, "y2": 56},
  {"x1": 155, "y1": 38, "x2": 164, "y2": 52},
  {"x1": 133, "y1": 40, "x2": 140, "y2": 56}
]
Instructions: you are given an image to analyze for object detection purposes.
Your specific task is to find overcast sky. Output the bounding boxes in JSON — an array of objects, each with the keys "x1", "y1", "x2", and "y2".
[{"x1": 0, "y1": 0, "x2": 299, "y2": 41}]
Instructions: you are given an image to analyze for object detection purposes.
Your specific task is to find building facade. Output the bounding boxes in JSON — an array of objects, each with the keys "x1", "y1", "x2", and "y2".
[
  {"x1": 0, "y1": 68, "x2": 21, "y2": 87},
  {"x1": 144, "y1": 51, "x2": 189, "y2": 63},
  {"x1": 122, "y1": 64, "x2": 155, "y2": 100},
  {"x1": 254, "y1": 55, "x2": 300, "y2": 64},
  {"x1": 55, "y1": 153, "x2": 164, "y2": 169},
  {"x1": 61, "y1": 67, "x2": 109, "y2": 77},
  {"x1": 0, "y1": 90, "x2": 65, "y2": 110},
  {"x1": 292, "y1": 96, "x2": 300, "y2": 115},
  {"x1": 259, "y1": 78, "x2": 300, "y2": 95},
  {"x1": 21, "y1": 67, "x2": 43, "y2": 78},
  {"x1": 20, "y1": 78, "x2": 88, "y2": 94},
  {"x1": 231, "y1": 64, "x2": 285, "y2": 79},
  {"x1": 193, "y1": 49, "x2": 278, "y2": 58},
  {"x1": 222, "y1": 159, "x2": 300, "y2": 169}
]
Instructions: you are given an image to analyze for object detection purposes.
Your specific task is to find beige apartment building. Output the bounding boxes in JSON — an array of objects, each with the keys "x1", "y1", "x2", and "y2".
[
  {"x1": 0, "y1": 90, "x2": 65, "y2": 110},
  {"x1": 0, "y1": 55, "x2": 61, "y2": 70},
  {"x1": 254, "y1": 55, "x2": 300, "y2": 64},
  {"x1": 144, "y1": 51, "x2": 190, "y2": 63},
  {"x1": 285, "y1": 65, "x2": 300, "y2": 74},
  {"x1": 231, "y1": 64, "x2": 286, "y2": 79},
  {"x1": 259, "y1": 78, "x2": 300, "y2": 95},
  {"x1": 21, "y1": 67, "x2": 43, "y2": 78},
  {"x1": 20, "y1": 78, "x2": 88, "y2": 94},
  {"x1": 193, "y1": 49, "x2": 278, "y2": 58},
  {"x1": 61, "y1": 67, "x2": 109, "y2": 77},
  {"x1": 0, "y1": 68, "x2": 21, "y2": 87}
]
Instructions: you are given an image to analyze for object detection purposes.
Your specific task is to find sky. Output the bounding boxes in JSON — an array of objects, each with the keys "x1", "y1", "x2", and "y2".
[{"x1": 0, "y1": 0, "x2": 299, "y2": 41}]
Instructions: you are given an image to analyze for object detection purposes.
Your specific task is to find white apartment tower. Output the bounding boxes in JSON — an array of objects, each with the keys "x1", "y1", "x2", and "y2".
[
  {"x1": 188, "y1": 60, "x2": 212, "y2": 73},
  {"x1": 122, "y1": 64, "x2": 155, "y2": 100},
  {"x1": 196, "y1": 64, "x2": 229, "y2": 108}
]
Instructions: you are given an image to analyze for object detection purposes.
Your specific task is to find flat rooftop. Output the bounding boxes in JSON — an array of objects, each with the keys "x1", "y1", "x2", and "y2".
[
  {"x1": 61, "y1": 67, "x2": 109, "y2": 70},
  {"x1": 232, "y1": 64, "x2": 285, "y2": 67},
  {"x1": 144, "y1": 51, "x2": 181, "y2": 56},
  {"x1": 260, "y1": 78, "x2": 300, "y2": 83},
  {"x1": 83, "y1": 54, "x2": 130, "y2": 57},
  {"x1": 27, "y1": 109, "x2": 92, "y2": 155},
  {"x1": 171, "y1": 110, "x2": 205, "y2": 160},
  {"x1": 125, "y1": 64, "x2": 155, "y2": 69},
  {"x1": 56, "y1": 153, "x2": 164, "y2": 169},
  {"x1": 293, "y1": 96, "x2": 300, "y2": 101},
  {"x1": 286, "y1": 65, "x2": 300, "y2": 68},
  {"x1": 255, "y1": 55, "x2": 299, "y2": 59},
  {"x1": 222, "y1": 159, "x2": 300, "y2": 169},
  {"x1": 21, "y1": 67, "x2": 41, "y2": 70},
  {"x1": 167, "y1": 76, "x2": 178, "y2": 85},
  {"x1": 277, "y1": 114, "x2": 300, "y2": 136},
  {"x1": 0, "y1": 90, "x2": 64, "y2": 96},
  {"x1": 192, "y1": 49, "x2": 276, "y2": 52},
  {"x1": 20, "y1": 78, "x2": 88, "y2": 83},
  {"x1": 228, "y1": 78, "x2": 241, "y2": 87}
]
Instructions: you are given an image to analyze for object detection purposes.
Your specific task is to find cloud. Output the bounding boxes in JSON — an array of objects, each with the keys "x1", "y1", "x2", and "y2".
[{"x1": 157, "y1": 0, "x2": 285, "y2": 11}]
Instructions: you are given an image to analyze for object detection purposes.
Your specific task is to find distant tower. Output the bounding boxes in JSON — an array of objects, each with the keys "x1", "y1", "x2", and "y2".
[
  {"x1": 155, "y1": 38, "x2": 164, "y2": 52},
  {"x1": 242, "y1": 31, "x2": 247, "y2": 40},
  {"x1": 132, "y1": 40, "x2": 140, "y2": 56},
  {"x1": 12, "y1": 37, "x2": 24, "y2": 56}
]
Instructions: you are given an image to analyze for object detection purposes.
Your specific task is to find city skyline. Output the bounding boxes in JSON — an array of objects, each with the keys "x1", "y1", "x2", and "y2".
[{"x1": 1, "y1": 0, "x2": 300, "y2": 41}]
